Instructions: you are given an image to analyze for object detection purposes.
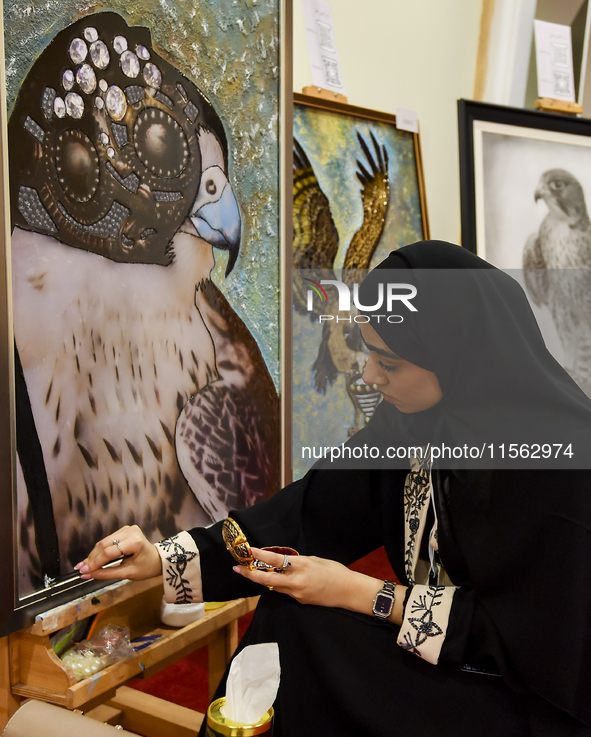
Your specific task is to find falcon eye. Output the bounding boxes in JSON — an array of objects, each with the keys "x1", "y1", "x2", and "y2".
[
  {"x1": 206, "y1": 179, "x2": 217, "y2": 195},
  {"x1": 54, "y1": 130, "x2": 100, "y2": 202},
  {"x1": 552, "y1": 181, "x2": 564, "y2": 190},
  {"x1": 133, "y1": 108, "x2": 189, "y2": 179}
]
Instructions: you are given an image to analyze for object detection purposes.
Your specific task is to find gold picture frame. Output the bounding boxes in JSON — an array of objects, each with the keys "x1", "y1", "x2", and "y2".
[{"x1": 289, "y1": 92, "x2": 429, "y2": 481}]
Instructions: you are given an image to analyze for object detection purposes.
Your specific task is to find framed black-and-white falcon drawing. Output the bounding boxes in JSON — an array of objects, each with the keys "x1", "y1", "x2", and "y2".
[{"x1": 459, "y1": 100, "x2": 591, "y2": 401}]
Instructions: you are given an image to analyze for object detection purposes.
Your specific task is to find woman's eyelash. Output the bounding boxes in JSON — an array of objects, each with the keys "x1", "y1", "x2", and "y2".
[{"x1": 377, "y1": 360, "x2": 397, "y2": 373}]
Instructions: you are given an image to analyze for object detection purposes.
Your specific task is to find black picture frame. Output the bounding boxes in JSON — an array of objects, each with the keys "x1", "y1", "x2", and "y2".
[{"x1": 458, "y1": 99, "x2": 591, "y2": 256}]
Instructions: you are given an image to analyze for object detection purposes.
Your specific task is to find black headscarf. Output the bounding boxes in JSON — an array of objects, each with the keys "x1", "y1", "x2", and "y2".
[{"x1": 357, "y1": 240, "x2": 591, "y2": 469}]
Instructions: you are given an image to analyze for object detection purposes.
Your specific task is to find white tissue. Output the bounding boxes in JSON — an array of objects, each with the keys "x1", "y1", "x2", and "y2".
[{"x1": 221, "y1": 643, "x2": 281, "y2": 724}]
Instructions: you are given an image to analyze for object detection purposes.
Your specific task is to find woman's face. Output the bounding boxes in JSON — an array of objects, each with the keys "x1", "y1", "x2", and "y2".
[{"x1": 360, "y1": 322, "x2": 443, "y2": 414}]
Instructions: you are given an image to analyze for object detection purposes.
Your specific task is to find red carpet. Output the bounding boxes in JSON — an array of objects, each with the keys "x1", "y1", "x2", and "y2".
[
  {"x1": 348, "y1": 545, "x2": 396, "y2": 580},
  {"x1": 128, "y1": 547, "x2": 395, "y2": 713}
]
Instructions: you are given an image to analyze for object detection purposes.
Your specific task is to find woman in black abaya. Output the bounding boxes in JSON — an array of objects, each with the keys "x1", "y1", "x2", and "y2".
[{"x1": 80, "y1": 242, "x2": 591, "y2": 736}]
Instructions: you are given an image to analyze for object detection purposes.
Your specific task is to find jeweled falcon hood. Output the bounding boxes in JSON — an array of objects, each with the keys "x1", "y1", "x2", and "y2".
[{"x1": 9, "y1": 11, "x2": 241, "y2": 273}]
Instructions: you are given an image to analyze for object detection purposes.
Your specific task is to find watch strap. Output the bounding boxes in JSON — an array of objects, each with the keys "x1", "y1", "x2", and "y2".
[{"x1": 382, "y1": 580, "x2": 396, "y2": 596}]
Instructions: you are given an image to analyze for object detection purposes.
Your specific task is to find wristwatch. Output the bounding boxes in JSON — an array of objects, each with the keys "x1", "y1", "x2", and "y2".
[{"x1": 372, "y1": 580, "x2": 397, "y2": 621}]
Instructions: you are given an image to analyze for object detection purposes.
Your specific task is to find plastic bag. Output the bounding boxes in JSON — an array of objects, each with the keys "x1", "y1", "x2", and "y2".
[
  {"x1": 50, "y1": 618, "x2": 91, "y2": 657},
  {"x1": 60, "y1": 624, "x2": 134, "y2": 681}
]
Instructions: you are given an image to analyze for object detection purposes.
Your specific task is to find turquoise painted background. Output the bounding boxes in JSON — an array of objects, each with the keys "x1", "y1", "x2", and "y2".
[
  {"x1": 4, "y1": 0, "x2": 281, "y2": 388},
  {"x1": 292, "y1": 103, "x2": 425, "y2": 479}
]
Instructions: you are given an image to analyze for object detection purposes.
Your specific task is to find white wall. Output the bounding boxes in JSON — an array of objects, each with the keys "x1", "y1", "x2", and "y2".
[
  {"x1": 482, "y1": 0, "x2": 536, "y2": 107},
  {"x1": 292, "y1": 0, "x2": 484, "y2": 244}
]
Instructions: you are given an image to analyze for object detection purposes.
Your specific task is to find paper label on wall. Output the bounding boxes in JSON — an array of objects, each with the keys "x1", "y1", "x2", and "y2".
[
  {"x1": 534, "y1": 19, "x2": 576, "y2": 102},
  {"x1": 301, "y1": 0, "x2": 346, "y2": 94},
  {"x1": 396, "y1": 108, "x2": 419, "y2": 133}
]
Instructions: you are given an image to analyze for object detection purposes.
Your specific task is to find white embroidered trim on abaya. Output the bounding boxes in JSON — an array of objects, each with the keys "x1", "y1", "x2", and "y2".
[
  {"x1": 155, "y1": 530, "x2": 203, "y2": 604},
  {"x1": 400, "y1": 451, "x2": 457, "y2": 663}
]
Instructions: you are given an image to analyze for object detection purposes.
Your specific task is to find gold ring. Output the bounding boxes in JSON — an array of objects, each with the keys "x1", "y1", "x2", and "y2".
[{"x1": 268, "y1": 586, "x2": 274, "y2": 591}]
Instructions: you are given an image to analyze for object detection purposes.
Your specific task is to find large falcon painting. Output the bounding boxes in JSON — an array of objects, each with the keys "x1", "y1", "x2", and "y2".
[{"x1": 7, "y1": 9, "x2": 280, "y2": 595}]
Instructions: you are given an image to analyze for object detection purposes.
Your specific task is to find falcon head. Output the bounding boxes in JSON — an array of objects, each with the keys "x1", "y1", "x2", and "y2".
[
  {"x1": 534, "y1": 169, "x2": 589, "y2": 227},
  {"x1": 9, "y1": 11, "x2": 241, "y2": 276},
  {"x1": 188, "y1": 130, "x2": 241, "y2": 277}
]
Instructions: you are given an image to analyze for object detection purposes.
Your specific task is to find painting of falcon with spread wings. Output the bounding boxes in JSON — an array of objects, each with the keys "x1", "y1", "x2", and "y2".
[
  {"x1": 291, "y1": 98, "x2": 428, "y2": 479},
  {"x1": 293, "y1": 132, "x2": 388, "y2": 430}
]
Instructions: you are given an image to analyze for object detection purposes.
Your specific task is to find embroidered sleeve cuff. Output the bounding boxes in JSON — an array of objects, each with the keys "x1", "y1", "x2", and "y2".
[
  {"x1": 397, "y1": 584, "x2": 457, "y2": 664},
  {"x1": 155, "y1": 530, "x2": 203, "y2": 605}
]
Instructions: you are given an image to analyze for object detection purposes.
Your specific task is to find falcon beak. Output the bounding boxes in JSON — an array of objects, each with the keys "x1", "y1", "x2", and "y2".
[
  {"x1": 534, "y1": 184, "x2": 547, "y2": 202},
  {"x1": 189, "y1": 183, "x2": 241, "y2": 277}
]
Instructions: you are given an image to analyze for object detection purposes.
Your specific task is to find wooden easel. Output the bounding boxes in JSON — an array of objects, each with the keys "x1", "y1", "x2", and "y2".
[
  {"x1": 0, "y1": 578, "x2": 257, "y2": 736},
  {"x1": 534, "y1": 97, "x2": 583, "y2": 115},
  {"x1": 301, "y1": 85, "x2": 348, "y2": 104}
]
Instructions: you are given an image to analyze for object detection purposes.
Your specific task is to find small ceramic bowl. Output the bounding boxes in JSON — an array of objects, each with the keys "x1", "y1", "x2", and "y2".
[{"x1": 160, "y1": 596, "x2": 205, "y2": 627}]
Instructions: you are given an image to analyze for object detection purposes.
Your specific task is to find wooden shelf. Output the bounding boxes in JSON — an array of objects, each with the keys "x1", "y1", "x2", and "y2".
[{"x1": 10, "y1": 584, "x2": 258, "y2": 710}]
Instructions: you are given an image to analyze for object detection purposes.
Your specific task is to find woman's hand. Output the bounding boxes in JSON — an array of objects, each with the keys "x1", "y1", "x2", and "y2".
[
  {"x1": 234, "y1": 548, "x2": 359, "y2": 609},
  {"x1": 75, "y1": 525, "x2": 162, "y2": 581},
  {"x1": 234, "y1": 548, "x2": 405, "y2": 624}
]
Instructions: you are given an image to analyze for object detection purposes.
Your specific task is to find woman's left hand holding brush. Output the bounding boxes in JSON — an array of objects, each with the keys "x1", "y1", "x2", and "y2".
[{"x1": 75, "y1": 525, "x2": 161, "y2": 581}]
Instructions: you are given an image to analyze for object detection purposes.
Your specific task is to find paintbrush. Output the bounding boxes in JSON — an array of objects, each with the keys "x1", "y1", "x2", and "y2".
[{"x1": 43, "y1": 554, "x2": 134, "y2": 590}]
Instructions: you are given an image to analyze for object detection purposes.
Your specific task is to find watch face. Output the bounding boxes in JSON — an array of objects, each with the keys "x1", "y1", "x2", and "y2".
[{"x1": 374, "y1": 593, "x2": 393, "y2": 616}]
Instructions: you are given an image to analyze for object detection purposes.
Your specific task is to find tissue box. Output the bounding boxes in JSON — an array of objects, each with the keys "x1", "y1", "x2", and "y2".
[{"x1": 206, "y1": 697, "x2": 274, "y2": 736}]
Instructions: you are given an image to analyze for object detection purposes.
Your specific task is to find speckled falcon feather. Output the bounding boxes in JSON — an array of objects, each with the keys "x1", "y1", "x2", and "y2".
[
  {"x1": 13, "y1": 226, "x2": 215, "y2": 587},
  {"x1": 175, "y1": 280, "x2": 279, "y2": 522}
]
